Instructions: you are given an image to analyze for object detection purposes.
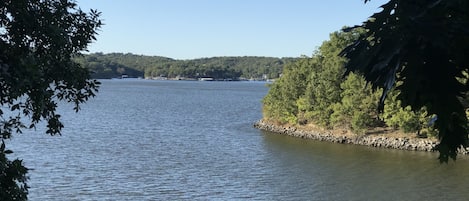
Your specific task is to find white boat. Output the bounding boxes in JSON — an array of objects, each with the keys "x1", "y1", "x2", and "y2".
[{"x1": 198, "y1": 77, "x2": 214, "y2": 81}]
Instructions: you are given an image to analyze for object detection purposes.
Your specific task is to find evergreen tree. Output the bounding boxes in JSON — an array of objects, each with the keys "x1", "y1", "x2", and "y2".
[
  {"x1": 304, "y1": 31, "x2": 363, "y2": 127},
  {"x1": 263, "y1": 57, "x2": 312, "y2": 124},
  {"x1": 330, "y1": 72, "x2": 381, "y2": 133}
]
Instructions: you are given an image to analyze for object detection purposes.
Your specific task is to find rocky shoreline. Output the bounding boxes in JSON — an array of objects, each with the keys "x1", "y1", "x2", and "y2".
[{"x1": 254, "y1": 119, "x2": 469, "y2": 154}]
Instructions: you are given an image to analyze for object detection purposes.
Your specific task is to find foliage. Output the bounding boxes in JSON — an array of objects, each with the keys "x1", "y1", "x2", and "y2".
[
  {"x1": 382, "y1": 89, "x2": 420, "y2": 133},
  {"x1": 262, "y1": 25, "x2": 438, "y2": 141},
  {"x1": 263, "y1": 29, "x2": 378, "y2": 128},
  {"x1": 0, "y1": 0, "x2": 101, "y2": 199},
  {"x1": 262, "y1": 57, "x2": 312, "y2": 124},
  {"x1": 341, "y1": 0, "x2": 469, "y2": 161},
  {"x1": 330, "y1": 72, "x2": 381, "y2": 133},
  {"x1": 76, "y1": 53, "x2": 297, "y2": 80},
  {"x1": 0, "y1": 141, "x2": 28, "y2": 201},
  {"x1": 302, "y1": 31, "x2": 362, "y2": 127}
]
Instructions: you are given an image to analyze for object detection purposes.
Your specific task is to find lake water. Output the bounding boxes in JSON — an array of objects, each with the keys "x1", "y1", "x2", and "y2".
[{"x1": 7, "y1": 79, "x2": 469, "y2": 200}]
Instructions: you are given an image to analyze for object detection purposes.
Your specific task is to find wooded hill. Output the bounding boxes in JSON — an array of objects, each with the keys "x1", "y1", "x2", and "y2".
[{"x1": 75, "y1": 53, "x2": 298, "y2": 80}]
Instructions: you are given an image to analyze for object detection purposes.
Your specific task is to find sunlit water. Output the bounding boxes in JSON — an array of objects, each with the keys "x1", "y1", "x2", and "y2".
[{"x1": 7, "y1": 79, "x2": 469, "y2": 200}]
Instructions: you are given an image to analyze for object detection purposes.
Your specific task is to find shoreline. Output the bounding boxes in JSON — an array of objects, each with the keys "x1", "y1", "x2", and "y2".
[{"x1": 254, "y1": 119, "x2": 469, "y2": 154}]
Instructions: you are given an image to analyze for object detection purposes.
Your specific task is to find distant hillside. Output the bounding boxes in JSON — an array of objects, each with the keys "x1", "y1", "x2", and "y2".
[{"x1": 75, "y1": 53, "x2": 298, "y2": 80}]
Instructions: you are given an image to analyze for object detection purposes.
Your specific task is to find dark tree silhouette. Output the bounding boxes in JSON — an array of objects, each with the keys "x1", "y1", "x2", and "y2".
[
  {"x1": 341, "y1": 0, "x2": 469, "y2": 162},
  {"x1": 0, "y1": 0, "x2": 101, "y2": 199}
]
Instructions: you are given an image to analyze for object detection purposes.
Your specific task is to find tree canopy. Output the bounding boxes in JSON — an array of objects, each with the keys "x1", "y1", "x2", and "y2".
[
  {"x1": 340, "y1": 0, "x2": 469, "y2": 162},
  {"x1": 0, "y1": 0, "x2": 101, "y2": 199}
]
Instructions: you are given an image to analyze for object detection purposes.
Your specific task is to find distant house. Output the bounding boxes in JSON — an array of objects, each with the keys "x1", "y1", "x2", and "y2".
[{"x1": 121, "y1": 74, "x2": 129, "y2": 79}]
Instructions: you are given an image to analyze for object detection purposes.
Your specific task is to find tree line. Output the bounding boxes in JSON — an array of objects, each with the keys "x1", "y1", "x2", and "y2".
[
  {"x1": 262, "y1": 29, "x2": 439, "y2": 136},
  {"x1": 75, "y1": 53, "x2": 298, "y2": 80}
]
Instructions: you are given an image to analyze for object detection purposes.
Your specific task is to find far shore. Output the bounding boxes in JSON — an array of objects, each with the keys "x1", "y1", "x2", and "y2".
[{"x1": 254, "y1": 119, "x2": 469, "y2": 154}]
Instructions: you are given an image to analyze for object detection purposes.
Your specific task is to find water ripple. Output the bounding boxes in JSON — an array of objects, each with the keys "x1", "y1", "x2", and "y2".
[{"x1": 7, "y1": 80, "x2": 469, "y2": 201}]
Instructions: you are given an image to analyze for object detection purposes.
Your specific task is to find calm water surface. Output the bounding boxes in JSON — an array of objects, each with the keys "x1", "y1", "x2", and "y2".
[{"x1": 8, "y1": 79, "x2": 469, "y2": 200}]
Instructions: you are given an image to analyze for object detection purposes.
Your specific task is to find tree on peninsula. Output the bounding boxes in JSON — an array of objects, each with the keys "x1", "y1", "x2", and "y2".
[
  {"x1": 262, "y1": 28, "x2": 384, "y2": 132},
  {"x1": 0, "y1": 0, "x2": 101, "y2": 200},
  {"x1": 340, "y1": 0, "x2": 469, "y2": 162}
]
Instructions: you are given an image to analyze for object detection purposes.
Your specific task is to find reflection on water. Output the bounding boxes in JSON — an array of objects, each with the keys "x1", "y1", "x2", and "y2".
[{"x1": 7, "y1": 79, "x2": 469, "y2": 200}]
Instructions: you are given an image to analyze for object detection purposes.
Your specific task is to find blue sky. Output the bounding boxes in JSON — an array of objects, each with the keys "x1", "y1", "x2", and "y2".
[{"x1": 77, "y1": 0, "x2": 386, "y2": 59}]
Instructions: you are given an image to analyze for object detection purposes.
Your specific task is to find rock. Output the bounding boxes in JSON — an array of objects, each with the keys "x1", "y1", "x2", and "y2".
[{"x1": 253, "y1": 119, "x2": 468, "y2": 154}]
